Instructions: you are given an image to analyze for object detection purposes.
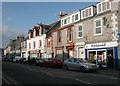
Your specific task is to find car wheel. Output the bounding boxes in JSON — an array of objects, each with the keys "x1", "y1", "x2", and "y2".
[
  {"x1": 64, "y1": 65, "x2": 68, "y2": 70},
  {"x1": 80, "y1": 66, "x2": 85, "y2": 72}
]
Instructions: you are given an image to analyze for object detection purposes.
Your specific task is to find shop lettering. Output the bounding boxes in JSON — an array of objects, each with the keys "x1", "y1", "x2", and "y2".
[{"x1": 91, "y1": 43, "x2": 106, "y2": 47}]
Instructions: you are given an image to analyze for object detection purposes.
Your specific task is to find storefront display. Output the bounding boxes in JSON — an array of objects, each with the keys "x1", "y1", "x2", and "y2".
[{"x1": 85, "y1": 41, "x2": 118, "y2": 68}]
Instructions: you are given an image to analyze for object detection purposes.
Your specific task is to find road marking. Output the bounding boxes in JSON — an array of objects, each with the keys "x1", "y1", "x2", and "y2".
[
  {"x1": 90, "y1": 73, "x2": 119, "y2": 80},
  {"x1": 75, "y1": 78, "x2": 91, "y2": 84},
  {"x1": 0, "y1": 74, "x2": 11, "y2": 84}
]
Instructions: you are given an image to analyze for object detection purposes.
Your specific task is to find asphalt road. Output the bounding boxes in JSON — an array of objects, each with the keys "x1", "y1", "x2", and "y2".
[{"x1": 2, "y1": 61, "x2": 119, "y2": 85}]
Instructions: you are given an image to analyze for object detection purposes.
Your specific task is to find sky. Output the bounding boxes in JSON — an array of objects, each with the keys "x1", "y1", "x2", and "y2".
[{"x1": 2, "y1": 2, "x2": 97, "y2": 48}]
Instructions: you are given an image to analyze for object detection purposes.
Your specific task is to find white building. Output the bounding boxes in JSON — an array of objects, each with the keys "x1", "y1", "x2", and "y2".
[{"x1": 27, "y1": 24, "x2": 50, "y2": 58}]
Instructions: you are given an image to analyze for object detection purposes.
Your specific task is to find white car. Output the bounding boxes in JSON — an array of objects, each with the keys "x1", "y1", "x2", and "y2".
[{"x1": 13, "y1": 56, "x2": 22, "y2": 63}]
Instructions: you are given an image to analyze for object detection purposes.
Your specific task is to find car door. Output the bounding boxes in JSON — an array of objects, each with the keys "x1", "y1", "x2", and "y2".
[
  {"x1": 66, "y1": 58, "x2": 73, "y2": 69},
  {"x1": 72, "y1": 58, "x2": 80, "y2": 70}
]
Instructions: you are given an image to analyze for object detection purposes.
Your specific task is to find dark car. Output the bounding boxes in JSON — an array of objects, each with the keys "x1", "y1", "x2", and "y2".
[
  {"x1": 28, "y1": 57, "x2": 36, "y2": 64},
  {"x1": 19, "y1": 58, "x2": 27, "y2": 63},
  {"x1": 38, "y1": 58, "x2": 63, "y2": 68}
]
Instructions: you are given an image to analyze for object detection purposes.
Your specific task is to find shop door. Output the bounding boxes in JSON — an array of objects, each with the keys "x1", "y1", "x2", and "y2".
[
  {"x1": 56, "y1": 50, "x2": 63, "y2": 60},
  {"x1": 78, "y1": 47, "x2": 84, "y2": 58},
  {"x1": 69, "y1": 48, "x2": 73, "y2": 58}
]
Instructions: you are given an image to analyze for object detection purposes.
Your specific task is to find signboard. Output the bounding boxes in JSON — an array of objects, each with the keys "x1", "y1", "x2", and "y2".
[{"x1": 85, "y1": 41, "x2": 118, "y2": 49}]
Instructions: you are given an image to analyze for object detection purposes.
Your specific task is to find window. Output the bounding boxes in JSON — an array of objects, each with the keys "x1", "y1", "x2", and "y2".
[
  {"x1": 47, "y1": 39, "x2": 50, "y2": 47},
  {"x1": 78, "y1": 25, "x2": 83, "y2": 38},
  {"x1": 64, "y1": 19, "x2": 67, "y2": 24},
  {"x1": 89, "y1": 8, "x2": 91, "y2": 16},
  {"x1": 57, "y1": 31, "x2": 61, "y2": 44},
  {"x1": 62, "y1": 20, "x2": 64, "y2": 25},
  {"x1": 97, "y1": 1, "x2": 111, "y2": 14},
  {"x1": 68, "y1": 17, "x2": 70, "y2": 23},
  {"x1": 39, "y1": 40, "x2": 42, "y2": 47},
  {"x1": 94, "y1": 19, "x2": 102, "y2": 35},
  {"x1": 72, "y1": 15, "x2": 74, "y2": 22},
  {"x1": 25, "y1": 41, "x2": 27, "y2": 48},
  {"x1": 107, "y1": 2, "x2": 110, "y2": 9},
  {"x1": 68, "y1": 29, "x2": 73, "y2": 42},
  {"x1": 98, "y1": 4, "x2": 101, "y2": 12},
  {"x1": 86, "y1": 9, "x2": 88, "y2": 17},
  {"x1": 33, "y1": 41, "x2": 35, "y2": 49},
  {"x1": 83, "y1": 11, "x2": 85, "y2": 18},
  {"x1": 29, "y1": 43, "x2": 31, "y2": 49},
  {"x1": 102, "y1": 2, "x2": 106, "y2": 11},
  {"x1": 75, "y1": 14, "x2": 78, "y2": 21}
]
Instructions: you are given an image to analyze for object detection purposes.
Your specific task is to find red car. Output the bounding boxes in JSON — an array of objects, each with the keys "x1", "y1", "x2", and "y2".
[{"x1": 38, "y1": 58, "x2": 63, "y2": 68}]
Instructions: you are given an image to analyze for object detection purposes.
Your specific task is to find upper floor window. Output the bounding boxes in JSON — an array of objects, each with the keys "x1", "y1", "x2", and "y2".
[
  {"x1": 97, "y1": 1, "x2": 111, "y2": 14},
  {"x1": 25, "y1": 41, "x2": 27, "y2": 48},
  {"x1": 57, "y1": 31, "x2": 61, "y2": 44},
  {"x1": 47, "y1": 39, "x2": 50, "y2": 48},
  {"x1": 75, "y1": 14, "x2": 78, "y2": 21},
  {"x1": 62, "y1": 20, "x2": 64, "y2": 26},
  {"x1": 68, "y1": 17, "x2": 70, "y2": 23},
  {"x1": 64, "y1": 19, "x2": 67, "y2": 25},
  {"x1": 72, "y1": 15, "x2": 74, "y2": 22},
  {"x1": 82, "y1": 7, "x2": 93, "y2": 19},
  {"x1": 29, "y1": 43, "x2": 31, "y2": 49},
  {"x1": 77, "y1": 25, "x2": 83, "y2": 38},
  {"x1": 33, "y1": 41, "x2": 35, "y2": 49},
  {"x1": 94, "y1": 19, "x2": 102, "y2": 35},
  {"x1": 39, "y1": 40, "x2": 42, "y2": 47},
  {"x1": 68, "y1": 29, "x2": 73, "y2": 42}
]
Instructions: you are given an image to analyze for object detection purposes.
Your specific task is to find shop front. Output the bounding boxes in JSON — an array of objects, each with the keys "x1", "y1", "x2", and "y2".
[
  {"x1": 85, "y1": 41, "x2": 118, "y2": 69},
  {"x1": 29, "y1": 50, "x2": 41, "y2": 58}
]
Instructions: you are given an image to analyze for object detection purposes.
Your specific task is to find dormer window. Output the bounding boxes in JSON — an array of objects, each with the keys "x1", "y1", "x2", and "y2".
[
  {"x1": 97, "y1": 0, "x2": 111, "y2": 14},
  {"x1": 75, "y1": 14, "x2": 78, "y2": 21},
  {"x1": 81, "y1": 6, "x2": 95, "y2": 19}
]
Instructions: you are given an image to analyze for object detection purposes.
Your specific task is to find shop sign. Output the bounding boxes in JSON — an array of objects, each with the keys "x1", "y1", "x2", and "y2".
[{"x1": 85, "y1": 42, "x2": 118, "y2": 49}]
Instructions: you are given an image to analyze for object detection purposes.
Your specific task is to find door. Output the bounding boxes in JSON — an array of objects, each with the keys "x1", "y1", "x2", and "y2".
[{"x1": 69, "y1": 48, "x2": 73, "y2": 58}]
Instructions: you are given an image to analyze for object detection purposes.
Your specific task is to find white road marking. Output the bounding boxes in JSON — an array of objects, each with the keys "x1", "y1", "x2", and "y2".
[
  {"x1": 90, "y1": 73, "x2": 119, "y2": 80},
  {"x1": 0, "y1": 74, "x2": 11, "y2": 84},
  {"x1": 75, "y1": 78, "x2": 91, "y2": 84}
]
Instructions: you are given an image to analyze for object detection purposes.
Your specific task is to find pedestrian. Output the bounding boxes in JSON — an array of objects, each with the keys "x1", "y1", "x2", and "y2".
[{"x1": 28, "y1": 56, "x2": 30, "y2": 64}]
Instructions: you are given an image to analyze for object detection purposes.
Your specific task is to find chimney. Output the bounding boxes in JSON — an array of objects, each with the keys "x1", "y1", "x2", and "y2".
[{"x1": 58, "y1": 11, "x2": 68, "y2": 20}]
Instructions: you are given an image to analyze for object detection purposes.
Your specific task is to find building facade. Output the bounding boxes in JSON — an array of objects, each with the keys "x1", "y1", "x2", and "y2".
[
  {"x1": 52, "y1": 0, "x2": 120, "y2": 69},
  {"x1": 27, "y1": 24, "x2": 50, "y2": 58}
]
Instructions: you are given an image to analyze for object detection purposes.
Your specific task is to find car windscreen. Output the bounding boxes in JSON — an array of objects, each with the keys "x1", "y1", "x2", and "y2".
[{"x1": 78, "y1": 59, "x2": 88, "y2": 63}]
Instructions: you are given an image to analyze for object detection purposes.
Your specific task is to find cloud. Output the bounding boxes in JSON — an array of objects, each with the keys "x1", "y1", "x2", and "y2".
[{"x1": 2, "y1": 24, "x2": 25, "y2": 48}]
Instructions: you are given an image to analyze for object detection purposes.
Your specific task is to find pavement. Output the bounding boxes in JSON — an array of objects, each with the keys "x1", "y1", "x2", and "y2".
[{"x1": 1, "y1": 61, "x2": 120, "y2": 85}]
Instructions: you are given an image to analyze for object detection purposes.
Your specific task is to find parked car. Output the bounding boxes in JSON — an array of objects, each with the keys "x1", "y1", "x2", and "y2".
[
  {"x1": 63, "y1": 58, "x2": 98, "y2": 72},
  {"x1": 28, "y1": 57, "x2": 36, "y2": 64},
  {"x1": 35, "y1": 58, "x2": 45, "y2": 66},
  {"x1": 19, "y1": 57, "x2": 27, "y2": 63},
  {"x1": 38, "y1": 58, "x2": 63, "y2": 68},
  {"x1": 13, "y1": 56, "x2": 22, "y2": 63}
]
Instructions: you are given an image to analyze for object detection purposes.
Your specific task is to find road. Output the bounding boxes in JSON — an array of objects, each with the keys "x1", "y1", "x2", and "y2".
[{"x1": 2, "y1": 61, "x2": 119, "y2": 85}]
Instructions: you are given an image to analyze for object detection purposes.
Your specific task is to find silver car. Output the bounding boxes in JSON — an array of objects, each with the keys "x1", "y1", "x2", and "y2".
[{"x1": 63, "y1": 58, "x2": 98, "y2": 72}]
